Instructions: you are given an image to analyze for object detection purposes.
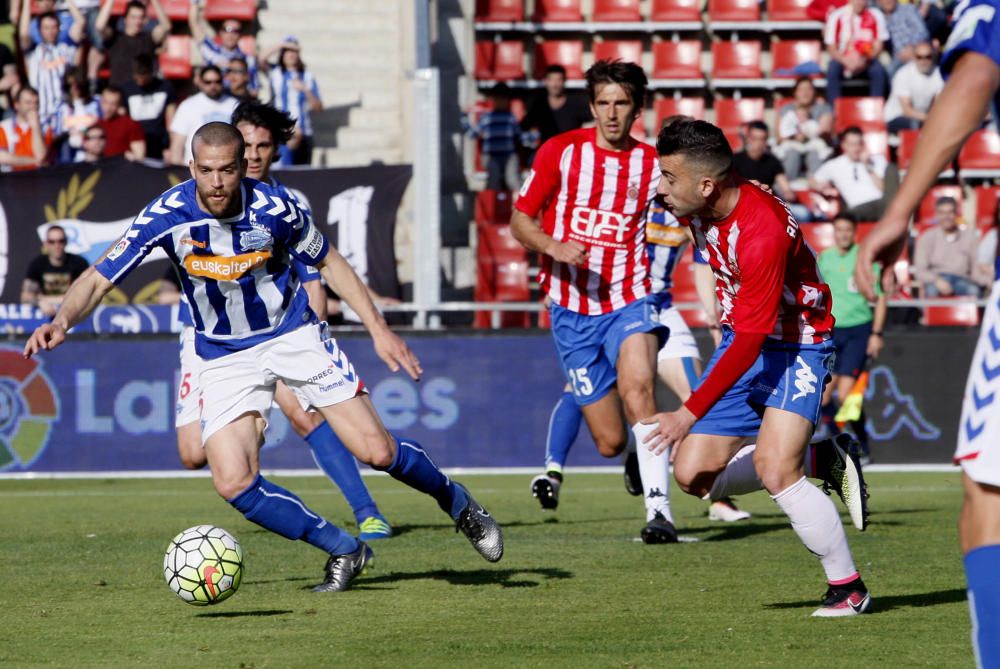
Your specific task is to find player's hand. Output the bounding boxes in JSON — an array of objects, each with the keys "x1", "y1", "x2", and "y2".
[
  {"x1": 23, "y1": 323, "x2": 67, "y2": 359},
  {"x1": 855, "y1": 212, "x2": 909, "y2": 300},
  {"x1": 548, "y1": 239, "x2": 587, "y2": 266},
  {"x1": 748, "y1": 179, "x2": 772, "y2": 195},
  {"x1": 866, "y1": 333, "x2": 883, "y2": 358},
  {"x1": 708, "y1": 325, "x2": 722, "y2": 347},
  {"x1": 372, "y1": 326, "x2": 423, "y2": 381},
  {"x1": 641, "y1": 406, "x2": 697, "y2": 456}
]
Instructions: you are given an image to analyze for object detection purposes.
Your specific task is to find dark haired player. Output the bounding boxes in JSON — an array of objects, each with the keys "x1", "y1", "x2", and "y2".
[
  {"x1": 856, "y1": 0, "x2": 1000, "y2": 659},
  {"x1": 512, "y1": 59, "x2": 677, "y2": 542},
  {"x1": 643, "y1": 119, "x2": 871, "y2": 616}
]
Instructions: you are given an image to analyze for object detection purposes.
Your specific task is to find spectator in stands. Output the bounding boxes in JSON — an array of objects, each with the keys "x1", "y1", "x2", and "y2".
[
  {"x1": 775, "y1": 77, "x2": 834, "y2": 181},
  {"x1": 96, "y1": 85, "x2": 144, "y2": 161},
  {"x1": 810, "y1": 126, "x2": 898, "y2": 220},
  {"x1": 21, "y1": 224, "x2": 89, "y2": 316},
  {"x1": 52, "y1": 66, "x2": 100, "y2": 164},
  {"x1": 10, "y1": 0, "x2": 72, "y2": 45},
  {"x1": 734, "y1": 121, "x2": 812, "y2": 221},
  {"x1": 463, "y1": 83, "x2": 521, "y2": 192},
  {"x1": 913, "y1": 196, "x2": 991, "y2": 297},
  {"x1": 19, "y1": 0, "x2": 86, "y2": 130},
  {"x1": 884, "y1": 42, "x2": 943, "y2": 132},
  {"x1": 0, "y1": 86, "x2": 50, "y2": 171},
  {"x1": 168, "y1": 65, "x2": 237, "y2": 164},
  {"x1": 121, "y1": 53, "x2": 175, "y2": 160},
  {"x1": 876, "y1": 0, "x2": 930, "y2": 73},
  {"x1": 977, "y1": 208, "x2": 998, "y2": 294},
  {"x1": 262, "y1": 36, "x2": 321, "y2": 166},
  {"x1": 77, "y1": 123, "x2": 105, "y2": 162},
  {"x1": 916, "y1": 0, "x2": 950, "y2": 45},
  {"x1": 0, "y1": 41, "x2": 20, "y2": 99},
  {"x1": 96, "y1": 0, "x2": 171, "y2": 88},
  {"x1": 520, "y1": 64, "x2": 591, "y2": 164},
  {"x1": 225, "y1": 56, "x2": 254, "y2": 103},
  {"x1": 189, "y1": 2, "x2": 259, "y2": 97},
  {"x1": 824, "y1": 0, "x2": 889, "y2": 102}
]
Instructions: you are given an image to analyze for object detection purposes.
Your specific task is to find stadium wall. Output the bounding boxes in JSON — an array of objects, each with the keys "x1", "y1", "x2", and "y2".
[{"x1": 0, "y1": 330, "x2": 975, "y2": 474}]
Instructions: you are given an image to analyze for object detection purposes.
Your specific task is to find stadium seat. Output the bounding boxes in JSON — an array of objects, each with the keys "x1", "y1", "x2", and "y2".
[
  {"x1": 492, "y1": 40, "x2": 526, "y2": 80},
  {"x1": 650, "y1": 0, "x2": 703, "y2": 21},
  {"x1": 203, "y1": 0, "x2": 256, "y2": 21},
  {"x1": 475, "y1": 223, "x2": 530, "y2": 328},
  {"x1": 592, "y1": 40, "x2": 643, "y2": 66},
  {"x1": 923, "y1": 303, "x2": 980, "y2": 327},
  {"x1": 767, "y1": 0, "x2": 813, "y2": 21},
  {"x1": 593, "y1": 0, "x2": 642, "y2": 21},
  {"x1": 108, "y1": 0, "x2": 128, "y2": 14},
  {"x1": 711, "y1": 41, "x2": 764, "y2": 80},
  {"x1": 708, "y1": 0, "x2": 761, "y2": 21},
  {"x1": 834, "y1": 97, "x2": 885, "y2": 133},
  {"x1": 897, "y1": 129, "x2": 919, "y2": 170},
  {"x1": 475, "y1": 41, "x2": 496, "y2": 80},
  {"x1": 652, "y1": 41, "x2": 703, "y2": 80},
  {"x1": 534, "y1": 40, "x2": 584, "y2": 79},
  {"x1": 770, "y1": 39, "x2": 822, "y2": 78},
  {"x1": 975, "y1": 185, "x2": 1000, "y2": 227},
  {"x1": 630, "y1": 116, "x2": 648, "y2": 139},
  {"x1": 476, "y1": 221, "x2": 526, "y2": 263},
  {"x1": 533, "y1": 0, "x2": 583, "y2": 21},
  {"x1": 958, "y1": 130, "x2": 1000, "y2": 178},
  {"x1": 800, "y1": 222, "x2": 835, "y2": 253},
  {"x1": 159, "y1": 35, "x2": 193, "y2": 81},
  {"x1": 475, "y1": 190, "x2": 515, "y2": 226},
  {"x1": 917, "y1": 185, "x2": 964, "y2": 224},
  {"x1": 796, "y1": 189, "x2": 841, "y2": 221},
  {"x1": 654, "y1": 97, "x2": 706, "y2": 125},
  {"x1": 475, "y1": 0, "x2": 525, "y2": 21},
  {"x1": 151, "y1": 0, "x2": 190, "y2": 21},
  {"x1": 670, "y1": 254, "x2": 712, "y2": 327},
  {"x1": 714, "y1": 97, "x2": 765, "y2": 148}
]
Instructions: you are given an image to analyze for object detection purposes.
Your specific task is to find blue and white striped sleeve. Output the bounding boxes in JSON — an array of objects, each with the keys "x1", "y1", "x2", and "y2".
[
  {"x1": 283, "y1": 198, "x2": 329, "y2": 267},
  {"x1": 94, "y1": 207, "x2": 174, "y2": 285}
]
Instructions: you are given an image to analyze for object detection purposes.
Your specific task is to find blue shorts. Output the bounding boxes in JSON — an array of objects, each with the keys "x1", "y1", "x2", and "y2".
[
  {"x1": 832, "y1": 322, "x2": 871, "y2": 377},
  {"x1": 550, "y1": 296, "x2": 668, "y2": 406},
  {"x1": 691, "y1": 329, "x2": 834, "y2": 437}
]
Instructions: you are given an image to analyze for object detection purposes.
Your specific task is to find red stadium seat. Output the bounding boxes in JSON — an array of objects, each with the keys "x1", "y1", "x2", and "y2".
[
  {"x1": 475, "y1": 190, "x2": 515, "y2": 226},
  {"x1": 714, "y1": 97, "x2": 765, "y2": 135},
  {"x1": 592, "y1": 40, "x2": 643, "y2": 66},
  {"x1": 897, "y1": 129, "x2": 919, "y2": 170},
  {"x1": 475, "y1": 222, "x2": 530, "y2": 328},
  {"x1": 533, "y1": 0, "x2": 583, "y2": 21},
  {"x1": 767, "y1": 0, "x2": 813, "y2": 21},
  {"x1": 159, "y1": 35, "x2": 193, "y2": 80},
  {"x1": 476, "y1": 220, "x2": 526, "y2": 263},
  {"x1": 475, "y1": 41, "x2": 496, "y2": 79},
  {"x1": 917, "y1": 185, "x2": 964, "y2": 224},
  {"x1": 923, "y1": 303, "x2": 980, "y2": 327},
  {"x1": 475, "y1": 0, "x2": 525, "y2": 21},
  {"x1": 650, "y1": 0, "x2": 703, "y2": 21},
  {"x1": 796, "y1": 189, "x2": 841, "y2": 221},
  {"x1": 593, "y1": 0, "x2": 642, "y2": 21},
  {"x1": 203, "y1": 0, "x2": 256, "y2": 22},
  {"x1": 711, "y1": 41, "x2": 764, "y2": 79},
  {"x1": 108, "y1": 0, "x2": 128, "y2": 14},
  {"x1": 670, "y1": 254, "x2": 712, "y2": 327},
  {"x1": 654, "y1": 97, "x2": 707, "y2": 125},
  {"x1": 652, "y1": 41, "x2": 703, "y2": 79},
  {"x1": 534, "y1": 40, "x2": 584, "y2": 79},
  {"x1": 958, "y1": 130, "x2": 1000, "y2": 175},
  {"x1": 493, "y1": 40, "x2": 526, "y2": 80},
  {"x1": 800, "y1": 222, "x2": 835, "y2": 253},
  {"x1": 630, "y1": 116, "x2": 648, "y2": 139},
  {"x1": 708, "y1": 0, "x2": 761, "y2": 21},
  {"x1": 834, "y1": 97, "x2": 885, "y2": 133},
  {"x1": 147, "y1": 0, "x2": 189, "y2": 21},
  {"x1": 975, "y1": 185, "x2": 1000, "y2": 227},
  {"x1": 770, "y1": 39, "x2": 822, "y2": 78}
]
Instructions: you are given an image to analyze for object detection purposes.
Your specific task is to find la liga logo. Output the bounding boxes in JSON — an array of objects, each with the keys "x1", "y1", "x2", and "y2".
[{"x1": 0, "y1": 348, "x2": 59, "y2": 471}]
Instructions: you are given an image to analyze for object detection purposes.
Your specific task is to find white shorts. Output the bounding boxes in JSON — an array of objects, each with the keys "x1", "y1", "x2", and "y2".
[
  {"x1": 955, "y1": 281, "x2": 1000, "y2": 486},
  {"x1": 199, "y1": 323, "x2": 364, "y2": 443},
  {"x1": 656, "y1": 305, "x2": 701, "y2": 362},
  {"x1": 175, "y1": 326, "x2": 202, "y2": 428}
]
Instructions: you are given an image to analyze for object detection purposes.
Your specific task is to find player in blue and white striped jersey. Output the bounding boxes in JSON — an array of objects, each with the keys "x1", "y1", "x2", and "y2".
[{"x1": 25, "y1": 122, "x2": 503, "y2": 593}]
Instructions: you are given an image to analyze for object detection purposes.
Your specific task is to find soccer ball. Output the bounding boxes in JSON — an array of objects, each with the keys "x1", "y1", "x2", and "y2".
[{"x1": 163, "y1": 525, "x2": 243, "y2": 606}]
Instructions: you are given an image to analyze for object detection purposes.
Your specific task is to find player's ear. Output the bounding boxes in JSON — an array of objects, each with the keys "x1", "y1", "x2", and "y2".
[{"x1": 187, "y1": 159, "x2": 196, "y2": 181}]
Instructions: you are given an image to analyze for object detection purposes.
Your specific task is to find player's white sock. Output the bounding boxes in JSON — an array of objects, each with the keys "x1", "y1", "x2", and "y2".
[
  {"x1": 772, "y1": 476, "x2": 858, "y2": 583},
  {"x1": 632, "y1": 421, "x2": 672, "y2": 523},
  {"x1": 705, "y1": 444, "x2": 762, "y2": 500}
]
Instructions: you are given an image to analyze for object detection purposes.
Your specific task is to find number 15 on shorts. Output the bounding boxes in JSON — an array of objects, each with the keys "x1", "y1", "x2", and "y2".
[{"x1": 568, "y1": 367, "x2": 594, "y2": 397}]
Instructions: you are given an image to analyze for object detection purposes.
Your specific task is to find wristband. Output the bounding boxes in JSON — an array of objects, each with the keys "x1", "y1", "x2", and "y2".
[{"x1": 871, "y1": 332, "x2": 883, "y2": 337}]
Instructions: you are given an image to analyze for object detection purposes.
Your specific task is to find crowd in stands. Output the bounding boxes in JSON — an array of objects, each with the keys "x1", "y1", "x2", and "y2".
[
  {"x1": 0, "y1": 0, "x2": 323, "y2": 170},
  {"x1": 469, "y1": 0, "x2": 1000, "y2": 323}
]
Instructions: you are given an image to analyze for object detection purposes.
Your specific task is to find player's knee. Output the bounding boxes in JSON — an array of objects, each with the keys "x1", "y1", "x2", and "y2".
[
  {"x1": 618, "y1": 384, "x2": 654, "y2": 423},
  {"x1": 178, "y1": 449, "x2": 207, "y2": 470},
  {"x1": 673, "y1": 463, "x2": 712, "y2": 497},
  {"x1": 357, "y1": 433, "x2": 396, "y2": 470},
  {"x1": 289, "y1": 410, "x2": 321, "y2": 439},
  {"x1": 212, "y1": 471, "x2": 256, "y2": 501},
  {"x1": 753, "y1": 453, "x2": 796, "y2": 494},
  {"x1": 593, "y1": 432, "x2": 627, "y2": 458}
]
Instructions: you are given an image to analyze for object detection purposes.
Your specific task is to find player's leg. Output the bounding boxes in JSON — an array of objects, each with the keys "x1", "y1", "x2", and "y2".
[
  {"x1": 175, "y1": 328, "x2": 207, "y2": 470},
  {"x1": 274, "y1": 381, "x2": 391, "y2": 540},
  {"x1": 960, "y1": 476, "x2": 1000, "y2": 668},
  {"x1": 176, "y1": 422, "x2": 206, "y2": 470},
  {"x1": 530, "y1": 382, "x2": 581, "y2": 511}
]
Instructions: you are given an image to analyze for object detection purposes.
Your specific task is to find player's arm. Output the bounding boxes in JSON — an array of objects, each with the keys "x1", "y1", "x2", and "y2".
[
  {"x1": 868, "y1": 291, "x2": 888, "y2": 358},
  {"x1": 23, "y1": 267, "x2": 114, "y2": 358},
  {"x1": 857, "y1": 50, "x2": 1000, "y2": 299},
  {"x1": 511, "y1": 209, "x2": 586, "y2": 265},
  {"x1": 20, "y1": 278, "x2": 40, "y2": 306},
  {"x1": 303, "y1": 276, "x2": 327, "y2": 321}
]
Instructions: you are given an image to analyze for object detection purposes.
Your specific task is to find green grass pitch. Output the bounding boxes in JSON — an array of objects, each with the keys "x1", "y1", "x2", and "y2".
[{"x1": 0, "y1": 472, "x2": 971, "y2": 668}]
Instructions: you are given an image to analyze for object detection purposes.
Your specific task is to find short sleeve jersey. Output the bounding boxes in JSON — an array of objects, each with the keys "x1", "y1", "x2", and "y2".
[
  {"x1": 686, "y1": 180, "x2": 834, "y2": 343},
  {"x1": 514, "y1": 127, "x2": 660, "y2": 315},
  {"x1": 817, "y1": 244, "x2": 881, "y2": 328},
  {"x1": 96, "y1": 178, "x2": 329, "y2": 360}
]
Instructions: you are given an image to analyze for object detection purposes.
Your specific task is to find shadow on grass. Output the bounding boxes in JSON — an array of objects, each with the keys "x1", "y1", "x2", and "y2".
[
  {"x1": 681, "y1": 520, "x2": 790, "y2": 542},
  {"x1": 196, "y1": 609, "x2": 293, "y2": 618},
  {"x1": 342, "y1": 567, "x2": 574, "y2": 590},
  {"x1": 387, "y1": 517, "x2": 635, "y2": 536},
  {"x1": 764, "y1": 588, "x2": 967, "y2": 612}
]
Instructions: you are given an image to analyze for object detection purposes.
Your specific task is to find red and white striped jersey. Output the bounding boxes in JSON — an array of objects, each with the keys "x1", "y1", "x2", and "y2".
[
  {"x1": 515, "y1": 127, "x2": 660, "y2": 315},
  {"x1": 685, "y1": 180, "x2": 834, "y2": 344}
]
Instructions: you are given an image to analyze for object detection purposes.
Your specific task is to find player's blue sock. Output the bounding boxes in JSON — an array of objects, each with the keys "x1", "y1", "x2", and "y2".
[
  {"x1": 305, "y1": 422, "x2": 380, "y2": 524},
  {"x1": 382, "y1": 437, "x2": 468, "y2": 520},
  {"x1": 545, "y1": 391, "x2": 581, "y2": 477},
  {"x1": 228, "y1": 473, "x2": 359, "y2": 555},
  {"x1": 965, "y1": 544, "x2": 1000, "y2": 668}
]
